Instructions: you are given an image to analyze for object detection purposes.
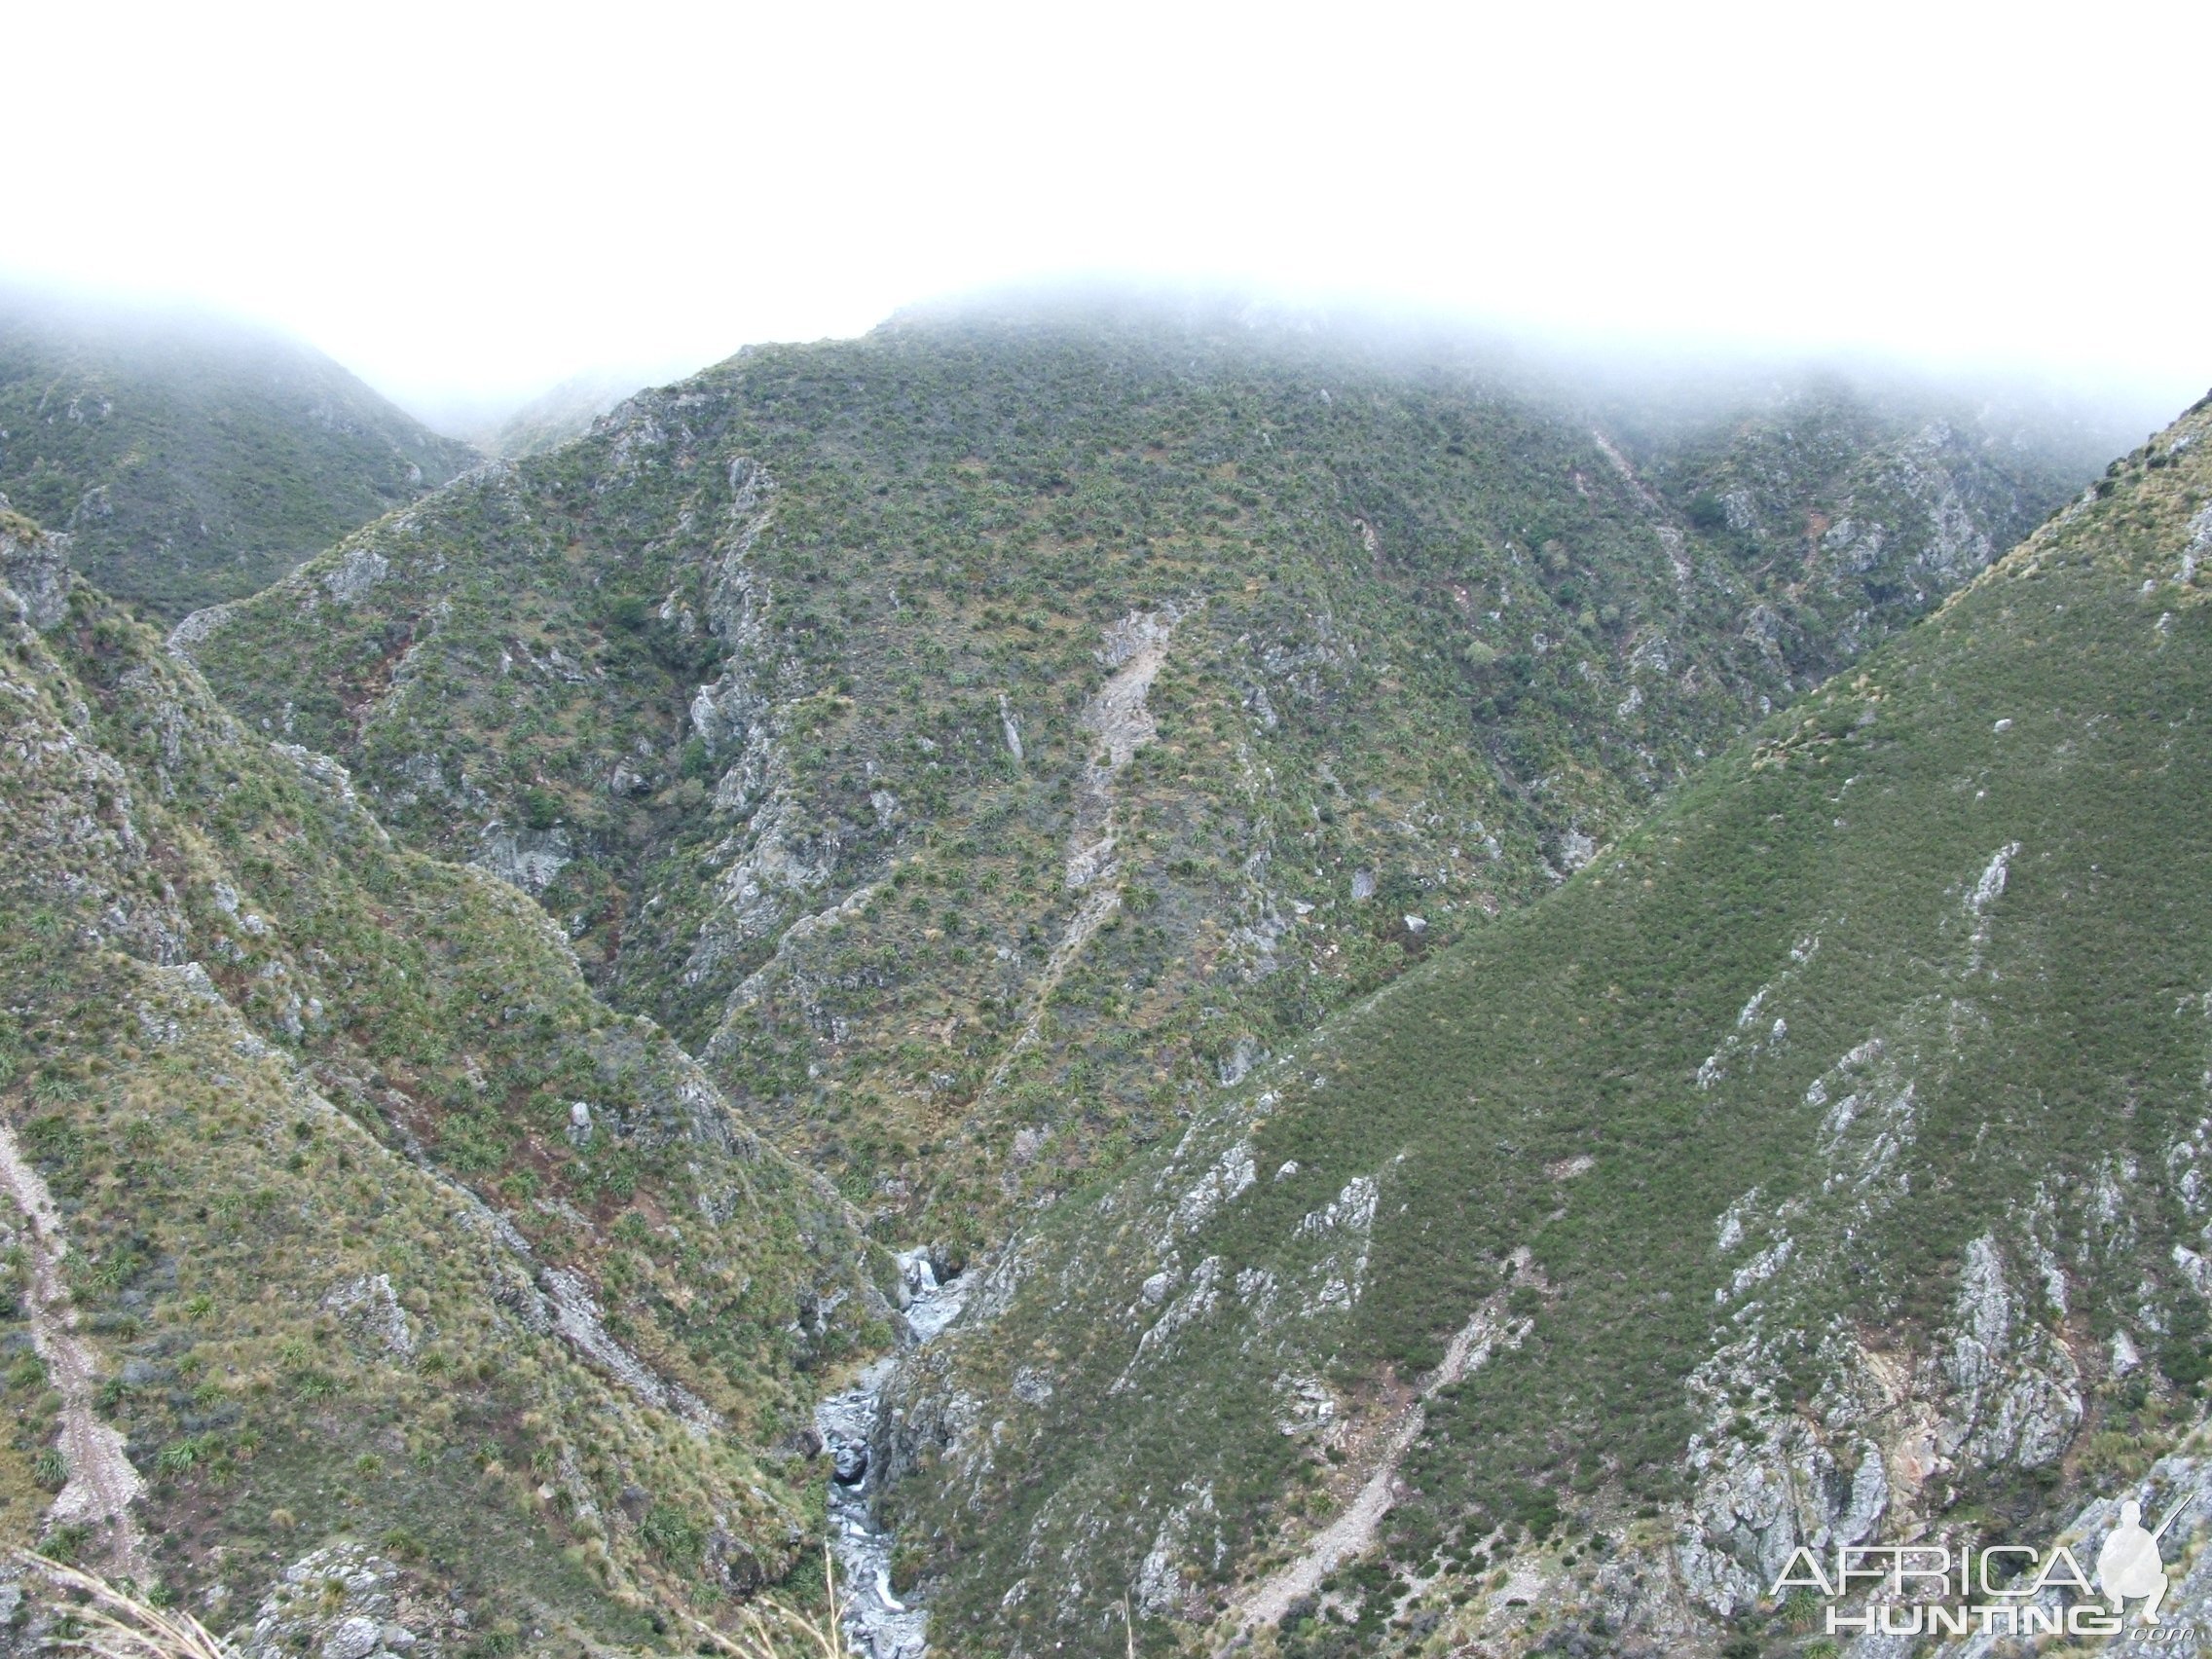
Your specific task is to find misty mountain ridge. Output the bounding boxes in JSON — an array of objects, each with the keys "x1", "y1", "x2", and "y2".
[
  {"x1": 0, "y1": 286, "x2": 2205, "y2": 1659},
  {"x1": 0, "y1": 284, "x2": 478, "y2": 617},
  {"x1": 174, "y1": 300, "x2": 2122, "y2": 1252}
]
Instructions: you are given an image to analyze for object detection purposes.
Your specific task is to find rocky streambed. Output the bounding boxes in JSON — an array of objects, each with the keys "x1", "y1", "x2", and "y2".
[{"x1": 816, "y1": 1250, "x2": 969, "y2": 1659}]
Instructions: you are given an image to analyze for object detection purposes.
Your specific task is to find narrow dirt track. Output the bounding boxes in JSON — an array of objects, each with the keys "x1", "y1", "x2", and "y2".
[
  {"x1": 1223, "y1": 1298, "x2": 1521, "y2": 1638},
  {"x1": 0, "y1": 1122, "x2": 148, "y2": 1578}
]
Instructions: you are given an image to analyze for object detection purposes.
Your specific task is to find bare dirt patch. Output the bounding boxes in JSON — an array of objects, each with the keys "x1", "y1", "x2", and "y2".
[{"x1": 0, "y1": 1122, "x2": 147, "y2": 1578}]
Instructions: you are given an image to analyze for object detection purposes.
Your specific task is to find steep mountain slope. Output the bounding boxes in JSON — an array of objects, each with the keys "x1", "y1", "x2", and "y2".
[
  {"x1": 0, "y1": 288, "x2": 477, "y2": 616},
  {"x1": 174, "y1": 302, "x2": 2109, "y2": 1245},
  {"x1": 0, "y1": 510, "x2": 884, "y2": 1646},
  {"x1": 868, "y1": 391, "x2": 2212, "y2": 1656}
]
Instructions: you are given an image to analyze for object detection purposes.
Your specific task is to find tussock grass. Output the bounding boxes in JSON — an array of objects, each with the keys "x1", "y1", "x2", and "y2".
[
  {"x1": 680, "y1": 1547, "x2": 850, "y2": 1659},
  {"x1": 18, "y1": 1553, "x2": 232, "y2": 1659}
]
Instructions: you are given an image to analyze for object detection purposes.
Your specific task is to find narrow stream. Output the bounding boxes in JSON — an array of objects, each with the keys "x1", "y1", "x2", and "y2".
[{"x1": 815, "y1": 1249, "x2": 968, "y2": 1659}]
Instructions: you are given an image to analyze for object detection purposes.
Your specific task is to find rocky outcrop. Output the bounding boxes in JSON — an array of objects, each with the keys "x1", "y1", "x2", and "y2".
[
  {"x1": 683, "y1": 457, "x2": 871, "y2": 1006},
  {"x1": 1674, "y1": 844, "x2": 2091, "y2": 1621},
  {"x1": 472, "y1": 824, "x2": 572, "y2": 893},
  {"x1": 235, "y1": 1544, "x2": 458, "y2": 1659},
  {"x1": 322, "y1": 1272, "x2": 418, "y2": 1358},
  {"x1": 322, "y1": 542, "x2": 391, "y2": 604},
  {"x1": 0, "y1": 511, "x2": 71, "y2": 631}
]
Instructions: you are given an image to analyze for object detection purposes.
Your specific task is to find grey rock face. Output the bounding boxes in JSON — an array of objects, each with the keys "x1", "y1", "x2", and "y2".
[
  {"x1": 1217, "y1": 1036, "x2": 1263, "y2": 1087},
  {"x1": 1, "y1": 517, "x2": 71, "y2": 631},
  {"x1": 471, "y1": 825, "x2": 571, "y2": 894},
  {"x1": 1939, "y1": 1232, "x2": 2082, "y2": 1467},
  {"x1": 321, "y1": 544, "x2": 390, "y2": 604}
]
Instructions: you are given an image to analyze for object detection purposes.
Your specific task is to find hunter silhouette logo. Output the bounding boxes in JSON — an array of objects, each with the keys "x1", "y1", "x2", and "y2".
[{"x1": 2098, "y1": 1493, "x2": 2192, "y2": 1625}]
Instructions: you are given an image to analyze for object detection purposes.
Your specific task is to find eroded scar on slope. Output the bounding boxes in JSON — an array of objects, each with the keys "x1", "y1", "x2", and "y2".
[
  {"x1": 1063, "y1": 607, "x2": 1176, "y2": 890},
  {"x1": 1221, "y1": 1264, "x2": 1537, "y2": 1641},
  {"x1": 0, "y1": 1121, "x2": 148, "y2": 1579},
  {"x1": 990, "y1": 608, "x2": 1179, "y2": 1086}
]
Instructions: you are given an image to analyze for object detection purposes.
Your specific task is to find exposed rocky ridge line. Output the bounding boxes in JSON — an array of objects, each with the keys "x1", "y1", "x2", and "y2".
[
  {"x1": 383, "y1": 1113, "x2": 724, "y2": 1433},
  {"x1": 0, "y1": 506, "x2": 888, "y2": 1636},
  {"x1": 1904, "y1": 1435, "x2": 2212, "y2": 1656},
  {"x1": 1, "y1": 506, "x2": 72, "y2": 632},
  {"x1": 144, "y1": 915, "x2": 748, "y2": 1440},
  {"x1": 164, "y1": 597, "x2": 240, "y2": 657},
  {"x1": 1670, "y1": 836, "x2": 2086, "y2": 1621},
  {"x1": 686, "y1": 458, "x2": 855, "y2": 1051}
]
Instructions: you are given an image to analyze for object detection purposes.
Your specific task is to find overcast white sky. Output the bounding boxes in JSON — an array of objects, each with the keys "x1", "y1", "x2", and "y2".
[{"x1": 10, "y1": 0, "x2": 2209, "y2": 424}]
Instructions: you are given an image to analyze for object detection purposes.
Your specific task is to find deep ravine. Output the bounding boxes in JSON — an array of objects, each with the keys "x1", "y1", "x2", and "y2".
[{"x1": 816, "y1": 1251, "x2": 970, "y2": 1659}]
